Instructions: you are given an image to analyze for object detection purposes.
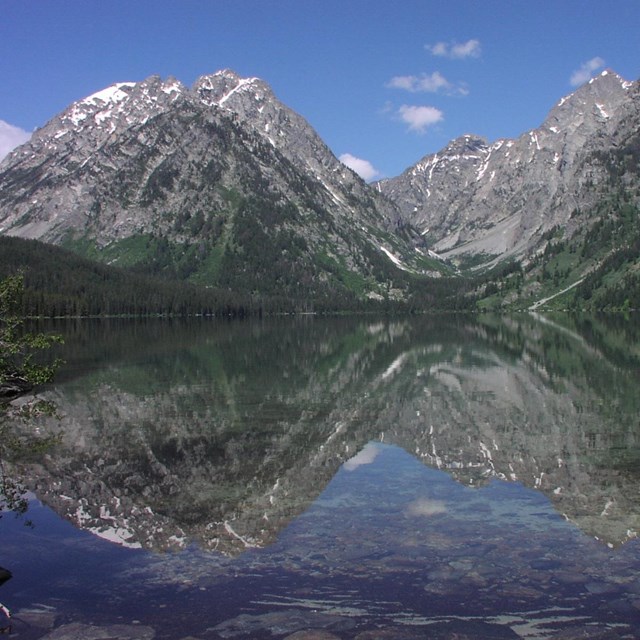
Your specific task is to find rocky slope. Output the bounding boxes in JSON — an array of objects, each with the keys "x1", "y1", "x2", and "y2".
[
  {"x1": 1, "y1": 68, "x2": 638, "y2": 307},
  {"x1": 378, "y1": 70, "x2": 640, "y2": 268},
  {"x1": 0, "y1": 71, "x2": 434, "y2": 302}
]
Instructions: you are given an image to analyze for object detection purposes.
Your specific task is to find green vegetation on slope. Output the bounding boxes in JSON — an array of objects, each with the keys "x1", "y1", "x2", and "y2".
[
  {"x1": 466, "y1": 127, "x2": 640, "y2": 312},
  {"x1": 0, "y1": 236, "x2": 262, "y2": 317},
  {"x1": 0, "y1": 234, "x2": 475, "y2": 317}
]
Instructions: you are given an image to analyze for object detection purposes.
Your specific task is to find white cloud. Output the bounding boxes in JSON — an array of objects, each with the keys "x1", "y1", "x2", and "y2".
[
  {"x1": 570, "y1": 57, "x2": 606, "y2": 86},
  {"x1": 398, "y1": 105, "x2": 443, "y2": 134},
  {"x1": 429, "y1": 42, "x2": 449, "y2": 57},
  {"x1": 451, "y1": 39, "x2": 482, "y2": 59},
  {"x1": 339, "y1": 153, "x2": 380, "y2": 181},
  {"x1": 427, "y1": 39, "x2": 481, "y2": 59},
  {"x1": 0, "y1": 120, "x2": 31, "y2": 162},
  {"x1": 387, "y1": 71, "x2": 468, "y2": 96},
  {"x1": 388, "y1": 71, "x2": 451, "y2": 93}
]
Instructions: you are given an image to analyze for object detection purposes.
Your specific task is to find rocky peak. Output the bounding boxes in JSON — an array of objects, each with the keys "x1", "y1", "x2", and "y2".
[
  {"x1": 441, "y1": 134, "x2": 489, "y2": 158},
  {"x1": 378, "y1": 69, "x2": 639, "y2": 263},
  {"x1": 58, "y1": 75, "x2": 186, "y2": 133},
  {"x1": 195, "y1": 70, "x2": 400, "y2": 228},
  {"x1": 551, "y1": 70, "x2": 632, "y2": 113},
  {"x1": 193, "y1": 69, "x2": 267, "y2": 108},
  {"x1": 5, "y1": 75, "x2": 189, "y2": 169},
  {"x1": 545, "y1": 69, "x2": 633, "y2": 137},
  {"x1": 407, "y1": 135, "x2": 489, "y2": 182},
  {"x1": 0, "y1": 68, "x2": 414, "y2": 286},
  {"x1": 194, "y1": 68, "x2": 330, "y2": 169}
]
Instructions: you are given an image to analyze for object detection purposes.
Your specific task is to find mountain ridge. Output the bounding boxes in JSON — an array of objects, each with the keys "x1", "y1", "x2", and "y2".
[
  {"x1": 0, "y1": 68, "x2": 639, "y2": 310},
  {"x1": 0, "y1": 70, "x2": 444, "y2": 306},
  {"x1": 377, "y1": 70, "x2": 639, "y2": 269}
]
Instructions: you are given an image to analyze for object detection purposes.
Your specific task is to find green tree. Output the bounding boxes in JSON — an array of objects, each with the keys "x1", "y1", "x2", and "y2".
[
  {"x1": 1, "y1": 274, "x2": 61, "y2": 400},
  {"x1": 1, "y1": 273, "x2": 62, "y2": 516}
]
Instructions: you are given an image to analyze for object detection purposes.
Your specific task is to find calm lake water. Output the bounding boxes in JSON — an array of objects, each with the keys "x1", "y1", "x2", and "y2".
[{"x1": 2, "y1": 313, "x2": 640, "y2": 639}]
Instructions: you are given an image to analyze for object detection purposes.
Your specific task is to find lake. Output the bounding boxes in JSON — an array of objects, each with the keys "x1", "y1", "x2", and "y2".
[{"x1": 1, "y1": 313, "x2": 640, "y2": 639}]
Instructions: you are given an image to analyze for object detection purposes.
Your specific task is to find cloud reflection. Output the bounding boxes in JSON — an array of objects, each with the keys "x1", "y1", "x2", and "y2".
[
  {"x1": 406, "y1": 498, "x2": 447, "y2": 517},
  {"x1": 343, "y1": 443, "x2": 382, "y2": 471}
]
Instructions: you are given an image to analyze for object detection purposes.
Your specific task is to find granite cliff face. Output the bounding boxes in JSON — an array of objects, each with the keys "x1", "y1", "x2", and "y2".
[
  {"x1": 0, "y1": 70, "x2": 398, "y2": 242},
  {"x1": 0, "y1": 68, "x2": 638, "y2": 302},
  {"x1": 0, "y1": 71, "x2": 428, "y2": 300},
  {"x1": 378, "y1": 71, "x2": 640, "y2": 267}
]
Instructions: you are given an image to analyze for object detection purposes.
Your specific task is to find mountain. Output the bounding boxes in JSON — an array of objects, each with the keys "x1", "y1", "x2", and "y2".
[
  {"x1": 2, "y1": 68, "x2": 638, "y2": 311},
  {"x1": 378, "y1": 71, "x2": 640, "y2": 271},
  {"x1": 0, "y1": 71, "x2": 444, "y2": 307}
]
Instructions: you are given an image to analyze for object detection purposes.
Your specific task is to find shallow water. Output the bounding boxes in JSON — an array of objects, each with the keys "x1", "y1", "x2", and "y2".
[{"x1": 2, "y1": 314, "x2": 640, "y2": 638}]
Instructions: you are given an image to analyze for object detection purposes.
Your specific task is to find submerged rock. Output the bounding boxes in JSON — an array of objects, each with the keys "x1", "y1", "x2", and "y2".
[
  {"x1": 14, "y1": 607, "x2": 57, "y2": 630},
  {"x1": 356, "y1": 620, "x2": 520, "y2": 639},
  {"x1": 40, "y1": 622, "x2": 155, "y2": 639},
  {"x1": 548, "y1": 624, "x2": 621, "y2": 639},
  {"x1": 0, "y1": 567, "x2": 11, "y2": 586},
  {"x1": 212, "y1": 610, "x2": 356, "y2": 637},
  {"x1": 284, "y1": 631, "x2": 342, "y2": 640}
]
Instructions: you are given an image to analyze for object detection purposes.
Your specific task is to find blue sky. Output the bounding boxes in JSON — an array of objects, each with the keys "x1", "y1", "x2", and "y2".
[{"x1": 1, "y1": 0, "x2": 639, "y2": 178}]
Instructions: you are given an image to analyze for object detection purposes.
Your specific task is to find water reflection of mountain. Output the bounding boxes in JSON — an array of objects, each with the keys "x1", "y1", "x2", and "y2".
[{"x1": 11, "y1": 313, "x2": 640, "y2": 553}]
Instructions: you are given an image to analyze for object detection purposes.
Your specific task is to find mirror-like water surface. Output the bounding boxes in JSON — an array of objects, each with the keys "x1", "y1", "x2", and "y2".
[{"x1": 2, "y1": 314, "x2": 640, "y2": 639}]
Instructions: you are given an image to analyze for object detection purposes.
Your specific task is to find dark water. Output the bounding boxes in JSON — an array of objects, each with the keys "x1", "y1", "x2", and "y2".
[{"x1": 2, "y1": 313, "x2": 640, "y2": 639}]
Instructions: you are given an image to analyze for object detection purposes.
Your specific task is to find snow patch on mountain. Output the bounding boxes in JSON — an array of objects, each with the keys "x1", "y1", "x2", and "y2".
[
  {"x1": 67, "y1": 83, "x2": 135, "y2": 126},
  {"x1": 217, "y1": 77, "x2": 258, "y2": 106},
  {"x1": 380, "y1": 246, "x2": 411, "y2": 271}
]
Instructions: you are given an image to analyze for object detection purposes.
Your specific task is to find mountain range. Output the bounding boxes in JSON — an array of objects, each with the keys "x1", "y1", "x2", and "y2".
[
  {"x1": 0, "y1": 68, "x2": 638, "y2": 311},
  {"x1": 378, "y1": 71, "x2": 639, "y2": 263}
]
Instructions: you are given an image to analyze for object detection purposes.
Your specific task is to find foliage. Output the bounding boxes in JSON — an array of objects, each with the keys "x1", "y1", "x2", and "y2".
[
  {"x1": 0, "y1": 211, "x2": 477, "y2": 316},
  {"x1": 1, "y1": 273, "x2": 62, "y2": 519},
  {"x1": 0, "y1": 235, "x2": 260, "y2": 317},
  {"x1": 0, "y1": 273, "x2": 62, "y2": 399},
  {"x1": 473, "y1": 193, "x2": 640, "y2": 311}
]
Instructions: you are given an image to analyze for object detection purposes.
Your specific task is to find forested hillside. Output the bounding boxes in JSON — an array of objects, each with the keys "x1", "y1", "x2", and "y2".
[
  {"x1": 0, "y1": 236, "x2": 473, "y2": 316},
  {"x1": 0, "y1": 236, "x2": 271, "y2": 317}
]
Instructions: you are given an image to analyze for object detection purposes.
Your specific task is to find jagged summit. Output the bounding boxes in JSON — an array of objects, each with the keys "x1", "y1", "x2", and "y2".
[
  {"x1": 442, "y1": 134, "x2": 488, "y2": 154},
  {"x1": 58, "y1": 76, "x2": 185, "y2": 131},
  {"x1": 377, "y1": 70, "x2": 639, "y2": 264},
  {"x1": 0, "y1": 66, "x2": 637, "y2": 297},
  {"x1": 546, "y1": 69, "x2": 633, "y2": 129},
  {"x1": 0, "y1": 68, "x2": 422, "y2": 301},
  {"x1": 194, "y1": 69, "x2": 266, "y2": 107}
]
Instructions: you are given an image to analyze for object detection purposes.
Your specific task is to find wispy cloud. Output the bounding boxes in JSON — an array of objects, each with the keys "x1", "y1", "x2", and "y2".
[
  {"x1": 0, "y1": 120, "x2": 31, "y2": 162},
  {"x1": 398, "y1": 105, "x2": 443, "y2": 134},
  {"x1": 570, "y1": 57, "x2": 605, "y2": 86},
  {"x1": 386, "y1": 71, "x2": 468, "y2": 96},
  {"x1": 426, "y1": 39, "x2": 481, "y2": 60},
  {"x1": 387, "y1": 71, "x2": 449, "y2": 93},
  {"x1": 339, "y1": 153, "x2": 380, "y2": 181}
]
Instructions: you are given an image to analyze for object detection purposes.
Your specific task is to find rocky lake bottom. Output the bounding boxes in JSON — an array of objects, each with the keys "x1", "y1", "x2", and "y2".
[{"x1": 3, "y1": 443, "x2": 640, "y2": 639}]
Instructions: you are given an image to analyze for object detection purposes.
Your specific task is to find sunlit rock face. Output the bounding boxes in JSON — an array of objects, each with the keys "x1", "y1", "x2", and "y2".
[
  {"x1": 8, "y1": 314, "x2": 640, "y2": 553},
  {"x1": 2, "y1": 69, "x2": 639, "y2": 281},
  {"x1": 0, "y1": 70, "x2": 389, "y2": 244},
  {"x1": 0, "y1": 71, "x2": 417, "y2": 293},
  {"x1": 378, "y1": 71, "x2": 640, "y2": 265}
]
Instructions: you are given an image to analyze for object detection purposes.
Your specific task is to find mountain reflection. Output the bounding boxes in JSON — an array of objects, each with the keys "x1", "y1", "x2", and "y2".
[{"x1": 11, "y1": 313, "x2": 640, "y2": 553}]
